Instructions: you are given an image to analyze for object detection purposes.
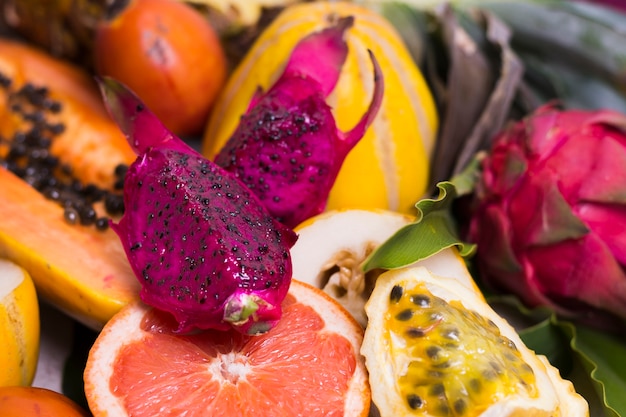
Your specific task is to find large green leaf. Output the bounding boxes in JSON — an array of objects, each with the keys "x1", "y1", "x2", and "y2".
[
  {"x1": 477, "y1": 0, "x2": 626, "y2": 113},
  {"x1": 490, "y1": 296, "x2": 574, "y2": 373},
  {"x1": 491, "y1": 295, "x2": 626, "y2": 417},
  {"x1": 560, "y1": 322, "x2": 626, "y2": 417}
]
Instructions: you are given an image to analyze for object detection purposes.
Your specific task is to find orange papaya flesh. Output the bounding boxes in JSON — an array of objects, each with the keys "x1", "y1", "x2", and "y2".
[
  {"x1": 0, "y1": 38, "x2": 136, "y2": 190},
  {"x1": 0, "y1": 167, "x2": 140, "y2": 330},
  {"x1": 0, "y1": 38, "x2": 141, "y2": 329}
]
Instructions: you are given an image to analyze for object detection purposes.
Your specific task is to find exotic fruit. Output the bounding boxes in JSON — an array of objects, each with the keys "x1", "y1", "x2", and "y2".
[
  {"x1": 204, "y1": 1, "x2": 438, "y2": 215},
  {"x1": 467, "y1": 105, "x2": 626, "y2": 331},
  {"x1": 361, "y1": 266, "x2": 589, "y2": 417},
  {"x1": 99, "y1": 77, "x2": 298, "y2": 335},
  {"x1": 214, "y1": 17, "x2": 384, "y2": 228}
]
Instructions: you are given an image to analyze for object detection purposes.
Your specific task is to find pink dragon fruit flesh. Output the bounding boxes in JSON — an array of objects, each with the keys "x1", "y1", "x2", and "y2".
[
  {"x1": 214, "y1": 16, "x2": 384, "y2": 229},
  {"x1": 98, "y1": 77, "x2": 298, "y2": 336}
]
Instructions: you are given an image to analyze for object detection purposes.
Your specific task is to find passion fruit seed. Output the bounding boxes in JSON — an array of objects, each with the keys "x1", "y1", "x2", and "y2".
[
  {"x1": 0, "y1": 72, "x2": 126, "y2": 230},
  {"x1": 387, "y1": 282, "x2": 537, "y2": 416}
]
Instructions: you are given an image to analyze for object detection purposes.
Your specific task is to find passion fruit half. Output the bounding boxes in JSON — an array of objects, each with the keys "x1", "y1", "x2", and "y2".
[{"x1": 361, "y1": 266, "x2": 589, "y2": 417}]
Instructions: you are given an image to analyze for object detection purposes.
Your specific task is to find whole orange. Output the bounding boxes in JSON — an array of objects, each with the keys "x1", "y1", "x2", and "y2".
[
  {"x1": 0, "y1": 386, "x2": 90, "y2": 417},
  {"x1": 94, "y1": 0, "x2": 227, "y2": 137}
]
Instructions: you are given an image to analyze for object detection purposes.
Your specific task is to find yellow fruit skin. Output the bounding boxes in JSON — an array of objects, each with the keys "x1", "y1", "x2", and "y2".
[
  {"x1": 202, "y1": 1, "x2": 438, "y2": 214},
  {"x1": 0, "y1": 259, "x2": 40, "y2": 386}
]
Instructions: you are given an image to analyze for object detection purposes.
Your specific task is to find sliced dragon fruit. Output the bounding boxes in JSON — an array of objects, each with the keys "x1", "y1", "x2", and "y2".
[
  {"x1": 215, "y1": 16, "x2": 385, "y2": 228},
  {"x1": 99, "y1": 77, "x2": 298, "y2": 335}
]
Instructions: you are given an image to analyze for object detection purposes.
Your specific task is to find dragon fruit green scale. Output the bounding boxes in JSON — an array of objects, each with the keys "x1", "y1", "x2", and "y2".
[
  {"x1": 468, "y1": 104, "x2": 626, "y2": 332},
  {"x1": 214, "y1": 16, "x2": 384, "y2": 229},
  {"x1": 98, "y1": 77, "x2": 298, "y2": 336}
]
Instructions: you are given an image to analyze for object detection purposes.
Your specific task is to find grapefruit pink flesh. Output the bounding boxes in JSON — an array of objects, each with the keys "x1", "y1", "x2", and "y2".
[{"x1": 86, "y1": 280, "x2": 369, "y2": 417}]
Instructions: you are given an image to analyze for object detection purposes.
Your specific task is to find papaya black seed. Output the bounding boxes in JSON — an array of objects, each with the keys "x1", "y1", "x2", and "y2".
[
  {"x1": 79, "y1": 205, "x2": 97, "y2": 225},
  {"x1": 95, "y1": 217, "x2": 110, "y2": 231},
  {"x1": 64, "y1": 207, "x2": 79, "y2": 224},
  {"x1": 114, "y1": 163, "x2": 128, "y2": 177},
  {"x1": 0, "y1": 71, "x2": 125, "y2": 232}
]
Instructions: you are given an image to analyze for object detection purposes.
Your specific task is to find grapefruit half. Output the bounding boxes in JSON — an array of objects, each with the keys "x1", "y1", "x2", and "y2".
[{"x1": 84, "y1": 279, "x2": 370, "y2": 416}]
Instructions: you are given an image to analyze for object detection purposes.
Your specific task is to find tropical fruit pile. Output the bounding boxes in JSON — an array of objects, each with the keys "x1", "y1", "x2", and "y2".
[{"x1": 0, "y1": 0, "x2": 624, "y2": 416}]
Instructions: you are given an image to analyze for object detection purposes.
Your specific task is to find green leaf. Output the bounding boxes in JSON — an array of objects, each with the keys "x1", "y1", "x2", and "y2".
[
  {"x1": 476, "y1": 1, "x2": 626, "y2": 85},
  {"x1": 362, "y1": 179, "x2": 476, "y2": 271},
  {"x1": 560, "y1": 322, "x2": 626, "y2": 417},
  {"x1": 489, "y1": 296, "x2": 574, "y2": 373},
  {"x1": 516, "y1": 52, "x2": 626, "y2": 113},
  {"x1": 488, "y1": 295, "x2": 626, "y2": 417},
  {"x1": 381, "y1": 2, "x2": 525, "y2": 187},
  {"x1": 476, "y1": 0, "x2": 626, "y2": 113},
  {"x1": 521, "y1": 319, "x2": 574, "y2": 373}
]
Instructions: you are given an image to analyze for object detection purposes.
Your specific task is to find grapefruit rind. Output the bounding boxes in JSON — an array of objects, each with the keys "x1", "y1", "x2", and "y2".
[{"x1": 360, "y1": 266, "x2": 589, "y2": 417}]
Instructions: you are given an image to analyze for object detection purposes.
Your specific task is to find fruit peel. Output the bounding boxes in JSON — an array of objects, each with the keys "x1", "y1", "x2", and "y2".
[{"x1": 0, "y1": 258, "x2": 40, "y2": 387}]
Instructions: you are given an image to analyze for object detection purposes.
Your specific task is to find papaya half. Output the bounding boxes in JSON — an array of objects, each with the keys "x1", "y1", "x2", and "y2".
[
  {"x1": 202, "y1": 1, "x2": 438, "y2": 215},
  {"x1": 0, "y1": 38, "x2": 140, "y2": 329}
]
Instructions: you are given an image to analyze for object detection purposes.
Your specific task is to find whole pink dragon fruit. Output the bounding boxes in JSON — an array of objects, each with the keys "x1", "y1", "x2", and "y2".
[
  {"x1": 214, "y1": 16, "x2": 384, "y2": 229},
  {"x1": 468, "y1": 104, "x2": 626, "y2": 331},
  {"x1": 98, "y1": 77, "x2": 298, "y2": 335}
]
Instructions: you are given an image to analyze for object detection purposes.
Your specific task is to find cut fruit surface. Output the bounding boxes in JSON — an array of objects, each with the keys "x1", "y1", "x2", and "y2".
[
  {"x1": 291, "y1": 209, "x2": 480, "y2": 327},
  {"x1": 361, "y1": 266, "x2": 589, "y2": 417},
  {"x1": 0, "y1": 38, "x2": 140, "y2": 330},
  {"x1": 84, "y1": 279, "x2": 370, "y2": 416},
  {"x1": 0, "y1": 38, "x2": 136, "y2": 190},
  {"x1": 0, "y1": 167, "x2": 140, "y2": 330},
  {"x1": 0, "y1": 258, "x2": 39, "y2": 387}
]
